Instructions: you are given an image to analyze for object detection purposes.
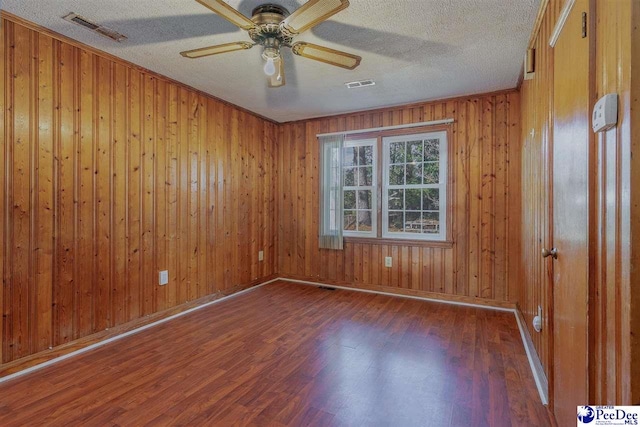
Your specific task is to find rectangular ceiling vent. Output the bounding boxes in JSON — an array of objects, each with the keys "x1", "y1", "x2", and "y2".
[
  {"x1": 63, "y1": 13, "x2": 127, "y2": 42},
  {"x1": 345, "y1": 79, "x2": 376, "y2": 89}
]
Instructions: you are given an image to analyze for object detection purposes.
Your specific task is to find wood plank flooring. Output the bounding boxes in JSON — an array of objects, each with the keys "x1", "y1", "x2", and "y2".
[{"x1": 0, "y1": 281, "x2": 550, "y2": 426}]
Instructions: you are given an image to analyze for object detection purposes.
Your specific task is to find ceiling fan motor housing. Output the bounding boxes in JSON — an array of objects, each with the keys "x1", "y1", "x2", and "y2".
[{"x1": 249, "y1": 4, "x2": 293, "y2": 47}]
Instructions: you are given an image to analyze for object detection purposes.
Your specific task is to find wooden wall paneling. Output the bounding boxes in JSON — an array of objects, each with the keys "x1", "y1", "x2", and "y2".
[
  {"x1": 591, "y1": 0, "x2": 634, "y2": 405},
  {"x1": 506, "y1": 93, "x2": 522, "y2": 305},
  {"x1": 166, "y1": 83, "x2": 179, "y2": 307},
  {"x1": 54, "y1": 41, "x2": 76, "y2": 347},
  {"x1": 186, "y1": 90, "x2": 196, "y2": 301},
  {"x1": 518, "y1": 0, "x2": 560, "y2": 389},
  {"x1": 455, "y1": 100, "x2": 469, "y2": 297},
  {"x1": 96, "y1": 56, "x2": 112, "y2": 330},
  {"x1": 35, "y1": 32, "x2": 54, "y2": 353},
  {"x1": 251, "y1": 114, "x2": 258, "y2": 280},
  {"x1": 205, "y1": 97, "x2": 216, "y2": 291},
  {"x1": 127, "y1": 68, "x2": 142, "y2": 322},
  {"x1": 112, "y1": 63, "x2": 127, "y2": 326},
  {"x1": 223, "y1": 103, "x2": 232, "y2": 288},
  {"x1": 303, "y1": 121, "x2": 315, "y2": 279},
  {"x1": 176, "y1": 86, "x2": 188, "y2": 302},
  {"x1": 481, "y1": 96, "x2": 495, "y2": 300},
  {"x1": 155, "y1": 78, "x2": 167, "y2": 311},
  {"x1": 467, "y1": 98, "x2": 480, "y2": 299},
  {"x1": 80, "y1": 49, "x2": 98, "y2": 337},
  {"x1": 277, "y1": 91, "x2": 522, "y2": 306},
  {"x1": 521, "y1": 0, "x2": 637, "y2": 407},
  {"x1": 11, "y1": 22, "x2": 32, "y2": 360},
  {"x1": 213, "y1": 99, "x2": 222, "y2": 289},
  {"x1": 198, "y1": 96, "x2": 208, "y2": 294},
  {"x1": 230, "y1": 107, "x2": 239, "y2": 288},
  {"x1": 631, "y1": 0, "x2": 640, "y2": 405},
  {"x1": 141, "y1": 74, "x2": 155, "y2": 315},
  {"x1": 494, "y1": 95, "x2": 507, "y2": 303},
  {"x1": 225, "y1": 103, "x2": 233, "y2": 290},
  {"x1": 1, "y1": 16, "x2": 278, "y2": 366},
  {"x1": 0, "y1": 17, "x2": 6, "y2": 365}
]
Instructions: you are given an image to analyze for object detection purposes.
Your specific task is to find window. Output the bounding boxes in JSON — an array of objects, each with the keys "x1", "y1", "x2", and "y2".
[
  {"x1": 382, "y1": 131, "x2": 447, "y2": 241},
  {"x1": 342, "y1": 138, "x2": 377, "y2": 238},
  {"x1": 338, "y1": 130, "x2": 448, "y2": 242}
]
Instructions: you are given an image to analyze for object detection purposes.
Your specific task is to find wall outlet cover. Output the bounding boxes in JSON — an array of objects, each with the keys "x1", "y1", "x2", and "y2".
[
  {"x1": 592, "y1": 93, "x2": 618, "y2": 133},
  {"x1": 159, "y1": 270, "x2": 169, "y2": 286}
]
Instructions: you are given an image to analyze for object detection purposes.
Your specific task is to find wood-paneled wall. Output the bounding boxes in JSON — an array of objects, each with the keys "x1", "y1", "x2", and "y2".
[
  {"x1": 0, "y1": 16, "x2": 278, "y2": 365},
  {"x1": 519, "y1": 0, "x2": 562, "y2": 392},
  {"x1": 591, "y1": 0, "x2": 638, "y2": 405},
  {"x1": 520, "y1": 0, "x2": 639, "y2": 405},
  {"x1": 276, "y1": 92, "x2": 522, "y2": 306}
]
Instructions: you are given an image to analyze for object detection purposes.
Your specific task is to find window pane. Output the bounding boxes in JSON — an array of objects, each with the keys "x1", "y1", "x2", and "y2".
[
  {"x1": 388, "y1": 189, "x2": 404, "y2": 210},
  {"x1": 344, "y1": 211, "x2": 357, "y2": 231},
  {"x1": 388, "y1": 212, "x2": 403, "y2": 233},
  {"x1": 344, "y1": 190, "x2": 356, "y2": 210},
  {"x1": 422, "y1": 189, "x2": 440, "y2": 211},
  {"x1": 424, "y1": 139, "x2": 440, "y2": 161},
  {"x1": 406, "y1": 189, "x2": 421, "y2": 211},
  {"x1": 422, "y1": 212, "x2": 440, "y2": 234},
  {"x1": 344, "y1": 167, "x2": 356, "y2": 186},
  {"x1": 343, "y1": 147, "x2": 357, "y2": 166},
  {"x1": 357, "y1": 190, "x2": 372, "y2": 209},
  {"x1": 405, "y1": 212, "x2": 422, "y2": 233},
  {"x1": 389, "y1": 165, "x2": 405, "y2": 185},
  {"x1": 357, "y1": 211, "x2": 373, "y2": 231},
  {"x1": 359, "y1": 166, "x2": 373, "y2": 186},
  {"x1": 359, "y1": 145, "x2": 374, "y2": 166},
  {"x1": 406, "y1": 163, "x2": 422, "y2": 185},
  {"x1": 390, "y1": 142, "x2": 405, "y2": 164},
  {"x1": 406, "y1": 140, "x2": 423, "y2": 163},
  {"x1": 423, "y1": 162, "x2": 440, "y2": 184}
]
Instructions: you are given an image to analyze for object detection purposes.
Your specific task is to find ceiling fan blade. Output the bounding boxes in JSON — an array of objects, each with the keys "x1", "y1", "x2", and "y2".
[
  {"x1": 180, "y1": 41, "x2": 253, "y2": 58},
  {"x1": 281, "y1": 0, "x2": 350, "y2": 35},
  {"x1": 292, "y1": 42, "x2": 361, "y2": 70},
  {"x1": 268, "y1": 57, "x2": 286, "y2": 88},
  {"x1": 195, "y1": 0, "x2": 256, "y2": 30}
]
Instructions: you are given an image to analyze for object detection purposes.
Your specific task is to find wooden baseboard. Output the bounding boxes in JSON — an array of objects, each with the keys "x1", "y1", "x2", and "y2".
[
  {"x1": 514, "y1": 307, "x2": 549, "y2": 405},
  {"x1": 0, "y1": 275, "x2": 278, "y2": 380},
  {"x1": 279, "y1": 275, "x2": 517, "y2": 311}
]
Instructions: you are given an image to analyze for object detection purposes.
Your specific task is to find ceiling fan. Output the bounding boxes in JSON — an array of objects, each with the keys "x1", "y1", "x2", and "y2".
[{"x1": 180, "y1": 0, "x2": 362, "y2": 88}]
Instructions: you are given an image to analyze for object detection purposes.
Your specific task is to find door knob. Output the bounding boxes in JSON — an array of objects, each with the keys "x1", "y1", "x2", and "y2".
[{"x1": 542, "y1": 247, "x2": 558, "y2": 259}]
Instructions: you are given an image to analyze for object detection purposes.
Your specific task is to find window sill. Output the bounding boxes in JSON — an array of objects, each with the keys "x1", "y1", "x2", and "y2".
[{"x1": 344, "y1": 236, "x2": 454, "y2": 248}]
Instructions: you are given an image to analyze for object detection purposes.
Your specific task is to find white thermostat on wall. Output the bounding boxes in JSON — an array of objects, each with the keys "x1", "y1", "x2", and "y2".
[{"x1": 592, "y1": 93, "x2": 618, "y2": 133}]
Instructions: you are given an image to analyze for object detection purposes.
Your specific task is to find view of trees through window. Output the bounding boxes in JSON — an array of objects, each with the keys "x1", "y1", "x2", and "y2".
[
  {"x1": 343, "y1": 143, "x2": 375, "y2": 234},
  {"x1": 386, "y1": 138, "x2": 441, "y2": 235},
  {"x1": 340, "y1": 131, "x2": 446, "y2": 241}
]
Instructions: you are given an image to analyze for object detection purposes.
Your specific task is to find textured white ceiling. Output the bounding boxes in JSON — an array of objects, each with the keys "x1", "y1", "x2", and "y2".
[{"x1": 2, "y1": 0, "x2": 539, "y2": 122}]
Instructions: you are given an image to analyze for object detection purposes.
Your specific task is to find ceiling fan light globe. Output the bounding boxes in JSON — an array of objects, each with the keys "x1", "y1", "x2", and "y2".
[{"x1": 264, "y1": 58, "x2": 277, "y2": 76}]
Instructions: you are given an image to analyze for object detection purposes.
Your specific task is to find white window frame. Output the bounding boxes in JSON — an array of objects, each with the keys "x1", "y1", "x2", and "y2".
[
  {"x1": 342, "y1": 138, "x2": 377, "y2": 238},
  {"x1": 382, "y1": 131, "x2": 448, "y2": 241}
]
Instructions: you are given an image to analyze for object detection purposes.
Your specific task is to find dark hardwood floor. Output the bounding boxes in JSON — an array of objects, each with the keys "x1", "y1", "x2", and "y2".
[{"x1": 0, "y1": 281, "x2": 550, "y2": 426}]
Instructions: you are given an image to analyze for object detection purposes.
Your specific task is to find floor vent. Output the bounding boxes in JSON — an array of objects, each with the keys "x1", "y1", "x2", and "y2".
[
  {"x1": 318, "y1": 286, "x2": 337, "y2": 291},
  {"x1": 63, "y1": 13, "x2": 128, "y2": 42}
]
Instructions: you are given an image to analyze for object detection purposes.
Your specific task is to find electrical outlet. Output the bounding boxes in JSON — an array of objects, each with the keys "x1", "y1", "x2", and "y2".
[
  {"x1": 533, "y1": 305, "x2": 543, "y2": 332},
  {"x1": 258, "y1": 250, "x2": 264, "y2": 262},
  {"x1": 159, "y1": 270, "x2": 169, "y2": 286},
  {"x1": 385, "y1": 257, "x2": 392, "y2": 268}
]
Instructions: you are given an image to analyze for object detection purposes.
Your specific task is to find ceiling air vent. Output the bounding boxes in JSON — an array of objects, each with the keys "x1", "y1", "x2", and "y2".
[
  {"x1": 345, "y1": 79, "x2": 376, "y2": 89},
  {"x1": 63, "y1": 13, "x2": 127, "y2": 42}
]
